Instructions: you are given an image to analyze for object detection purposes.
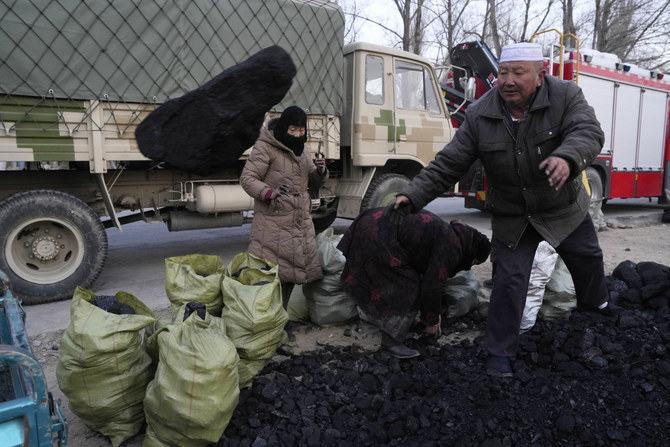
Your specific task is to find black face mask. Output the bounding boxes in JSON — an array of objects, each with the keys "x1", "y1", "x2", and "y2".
[
  {"x1": 276, "y1": 132, "x2": 307, "y2": 156},
  {"x1": 273, "y1": 106, "x2": 308, "y2": 156}
]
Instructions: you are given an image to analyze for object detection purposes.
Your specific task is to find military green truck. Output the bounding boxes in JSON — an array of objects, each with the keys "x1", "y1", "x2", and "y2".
[{"x1": 0, "y1": 0, "x2": 456, "y2": 304}]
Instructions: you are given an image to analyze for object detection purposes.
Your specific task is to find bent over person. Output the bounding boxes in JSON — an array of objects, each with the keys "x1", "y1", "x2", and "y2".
[
  {"x1": 241, "y1": 106, "x2": 328, "y2": 309},
  {"x1": 337, "y1": 207, "x2": 491, "y2": 359},
  {"x1": 391, "y1": 42, "x2": 619, "y2": 377}
]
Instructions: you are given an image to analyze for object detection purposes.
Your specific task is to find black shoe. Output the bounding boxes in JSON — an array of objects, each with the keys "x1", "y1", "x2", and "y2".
[
  {"x1": 577, "y1": 302, "x2": 622, "y2": 319},
  {"x1": 486, "y1": 355, "x2": 513, "y2": 378},
  {"x1": 381, "y1": 332, "x2": 420, "y2": 359},
  {"x1": 284, "y1": 321, "x2": 300, "y2": 342},
  {"x1": 597, "y1": 302, "x2": 622, "y2": 317}
]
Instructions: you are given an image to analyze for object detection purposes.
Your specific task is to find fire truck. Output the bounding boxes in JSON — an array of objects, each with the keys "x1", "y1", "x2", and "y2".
[{"x1": 443, "y1": 32, "x2": 670, "y2": 209}]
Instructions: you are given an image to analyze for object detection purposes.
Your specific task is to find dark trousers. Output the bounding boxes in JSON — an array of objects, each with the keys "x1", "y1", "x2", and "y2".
[
  {"x1": 281, "y1": 282, "x2": 295, "y2": 310},
  {"x1": 483, "y1": 214, "x2": 608, "y2": 357}
]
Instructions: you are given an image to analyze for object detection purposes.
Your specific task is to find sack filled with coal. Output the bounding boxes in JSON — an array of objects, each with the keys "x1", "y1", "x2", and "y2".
[
  {"x1": 164, "y1": 254, "x2": 225, "y2": 317},
  {"x1": 56, "y1": 287, "x2": 156, "y2": 447},
  {"x1": 222, "y1": 252, "x2": 288, "y2": 388},
  {"x1": 143, "y1": 306, "x2": 239, "y2": 447},
  {"x1": 135, "y1": 45, "x2": 296, "y2": 176}
]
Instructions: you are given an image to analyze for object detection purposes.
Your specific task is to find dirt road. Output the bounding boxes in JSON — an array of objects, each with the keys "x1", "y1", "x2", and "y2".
[{"x1": 27, "y1": 216, "x2": 670, "y2": 447}]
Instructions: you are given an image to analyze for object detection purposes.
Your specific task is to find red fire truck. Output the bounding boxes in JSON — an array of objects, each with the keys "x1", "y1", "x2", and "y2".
[{"x1": 443, "y1": 34, "x2": 670, "y2": 209}]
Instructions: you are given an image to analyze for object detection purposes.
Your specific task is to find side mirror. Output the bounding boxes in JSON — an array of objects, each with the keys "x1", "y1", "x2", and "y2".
[{"x1": 465, "y1": 77, "x2": 477, "y2": 101}]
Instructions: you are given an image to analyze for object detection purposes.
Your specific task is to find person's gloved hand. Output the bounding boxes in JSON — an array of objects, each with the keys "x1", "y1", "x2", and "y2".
[
  {"x1": 266, "y1": 189, "x2": 281, "y2": 200},
  {"x1": 266, "y1": 185, "x2": 290, "y2": 201},
  {"x1": 385, "y1": 195, "x2": 413, "y2": 225},
  {"x1": 313, "y1": 158, "x2": 326, "y2": 174}
]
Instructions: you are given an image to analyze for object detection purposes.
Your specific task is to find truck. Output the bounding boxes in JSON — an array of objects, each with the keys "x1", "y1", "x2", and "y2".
[
  {"x1": 443, "y1": 32, "x2": 670, "y2": 210},
  {"x1": 0, "y1": 0, "x2": 456, "y2": 304}
]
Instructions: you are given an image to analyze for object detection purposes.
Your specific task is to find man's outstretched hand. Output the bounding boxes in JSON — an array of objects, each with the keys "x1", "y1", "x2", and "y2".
[
  {"x1": 386, "y1": 195, "x2": 413, "y2": 225},
  {"x1": 539, "y1": 156, "x2": 570, "y2": 190}
]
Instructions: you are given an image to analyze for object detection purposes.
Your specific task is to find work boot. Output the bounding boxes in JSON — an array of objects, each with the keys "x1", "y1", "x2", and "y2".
[
  {"x1": 381, "y1": 332, "x2": 420, "y2": 359},
  {"x1": 595, "y1": 301, "x2": 623, "y2": 317},
  {"x1": 486, "y1": 355, "x2": 513, "y2": 378}
]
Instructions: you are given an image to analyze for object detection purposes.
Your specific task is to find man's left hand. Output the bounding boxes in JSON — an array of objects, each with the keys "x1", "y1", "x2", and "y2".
[{"x1": 539, "y1": 156, "x2": 570, "y2": 190}]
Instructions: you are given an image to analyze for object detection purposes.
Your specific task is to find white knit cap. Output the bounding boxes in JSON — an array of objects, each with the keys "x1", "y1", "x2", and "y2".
[{"x1": 499, "y1": 42, "x2": 543, "y2": 63}]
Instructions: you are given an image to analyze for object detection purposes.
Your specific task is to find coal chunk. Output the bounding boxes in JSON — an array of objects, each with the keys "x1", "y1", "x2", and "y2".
[
  {"x1": 135, "y1": 46, "x2": 296, "y2": 176},
  {"x1": 91, "y1": 295, "x2": 135, "y2": 315},
  {"x1": 183, "y1": 301, "x2": 207, "y2": 320}
]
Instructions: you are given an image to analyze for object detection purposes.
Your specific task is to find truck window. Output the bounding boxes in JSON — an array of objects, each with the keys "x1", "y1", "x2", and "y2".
[
  {"x1": 395, "y1": 60, "x2": 441, "y2": 114},
  {"x1": 365, "y1": 55, "x2": 384, "y2": 105}
]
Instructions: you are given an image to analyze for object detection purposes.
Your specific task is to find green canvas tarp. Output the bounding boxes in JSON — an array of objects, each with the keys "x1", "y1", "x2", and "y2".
[{"x1": 0, "y1": 0, "x2": 344, "y2": 115}]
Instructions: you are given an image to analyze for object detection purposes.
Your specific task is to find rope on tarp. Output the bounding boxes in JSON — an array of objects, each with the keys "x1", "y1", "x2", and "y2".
[{"x1": 0, "y1": 0, "x2": 344, "y2": 112}]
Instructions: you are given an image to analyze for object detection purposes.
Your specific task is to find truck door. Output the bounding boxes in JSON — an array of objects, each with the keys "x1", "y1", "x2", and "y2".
[
  {"x1": 349, "y1": 48, "x2": 452, "y2": 167},
  {"x1": 392, "y1": 58, "x2": 451, "y2": 164},
  {"x1": 351, "y1": 53, "x2": 396, "y2": 159}
]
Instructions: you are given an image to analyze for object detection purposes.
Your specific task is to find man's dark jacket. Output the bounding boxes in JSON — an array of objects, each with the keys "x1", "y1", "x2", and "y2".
[{"x1": 402, "y1": 75, "x2": 604, "y2": 248}]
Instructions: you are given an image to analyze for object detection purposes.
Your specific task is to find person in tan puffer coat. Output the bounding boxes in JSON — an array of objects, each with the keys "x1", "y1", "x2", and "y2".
[{"x1": 240, "y1": 106, "x2": 328, "y2": 308}]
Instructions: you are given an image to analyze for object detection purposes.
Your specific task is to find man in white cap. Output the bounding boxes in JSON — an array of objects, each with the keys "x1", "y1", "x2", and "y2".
[{"x1": 389, "y1": 42, "x2": 619, "y2": 377}]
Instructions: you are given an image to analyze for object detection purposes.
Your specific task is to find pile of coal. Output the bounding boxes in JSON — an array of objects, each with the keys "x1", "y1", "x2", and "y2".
[
  {"x1": 218, "y1": 261, "x2": 670, "y2": 447},
  {"x1": 608, "y1": 261, "x2": 670, "y2": 310}
]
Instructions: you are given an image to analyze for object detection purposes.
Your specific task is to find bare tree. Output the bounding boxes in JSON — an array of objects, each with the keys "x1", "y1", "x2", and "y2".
[
  {"x1": 429, "y1": 0, "x2": 477, "y2": 64},
  {"x1": 338, "y1": 0, "x2": 670, "y2": 71},
  {"x1": 561, "y1": 0, "x2": 577, "y2": 48},
  {"x1": 335, "y1": 0, "x2": 361, "y2": 44},
  {"x1": 338, "y1": 0, "x2": 430, "y2": 54},
  {"x1": 488, "y1": 0, "x2": 557, "y2": 45},
  {"x1": 486, "y1": 0, "x2": 502, "y2": 54},
  {"x1": 590, "y1": 0, "x2": 670, "y2": 69},
  {"x1": 391, "y1": 0, "x2": 428, "y2": 54}
]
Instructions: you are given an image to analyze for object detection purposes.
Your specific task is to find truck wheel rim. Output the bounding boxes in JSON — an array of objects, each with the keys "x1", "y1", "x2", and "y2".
[{"x1": 5, "y1": 217, "x2": 85, "y2": 284}]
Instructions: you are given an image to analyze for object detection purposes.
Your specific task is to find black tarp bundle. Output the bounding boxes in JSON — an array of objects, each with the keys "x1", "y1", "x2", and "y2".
[{"x1": 135, "y1": 45, "x2": 296, "y2": 176}]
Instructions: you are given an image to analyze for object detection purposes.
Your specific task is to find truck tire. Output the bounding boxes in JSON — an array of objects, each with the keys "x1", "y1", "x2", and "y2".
[
  {"x1": 312, "y1": 209, "x2": 338, "y2": 234},
  {"x1": 361, "y1": 173, "x2": 410, "y2": 212},
  {"x1": 585, "y1": 167, "x2": 604, "y2": 202},
  {"x1": 0, "y1": 190, "x2": 108, "y2": 305}
]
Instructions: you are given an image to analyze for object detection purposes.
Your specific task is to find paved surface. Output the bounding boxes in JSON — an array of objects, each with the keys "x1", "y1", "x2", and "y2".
[{"x1": 23, "y1": 197, "x2": 667, "y2": 336}]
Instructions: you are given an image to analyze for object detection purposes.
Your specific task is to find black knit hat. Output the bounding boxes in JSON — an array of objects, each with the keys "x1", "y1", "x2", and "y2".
[
  {"x1": 274, "y1": 106, "x2": 306, "y2": 136},
  {"x1": 274, "y1": 106, "x2": 307, "y2": 155}
]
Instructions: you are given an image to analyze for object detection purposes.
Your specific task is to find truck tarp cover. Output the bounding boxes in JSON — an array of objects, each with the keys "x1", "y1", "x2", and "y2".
[{"x1": 0, "y1": 0, "x2": 344, "y2": 115}]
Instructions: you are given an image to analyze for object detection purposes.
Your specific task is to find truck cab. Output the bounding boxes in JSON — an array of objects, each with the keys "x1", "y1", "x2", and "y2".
[{"x1": 333, "y1": 43, "x2": 453, "y2": 218}]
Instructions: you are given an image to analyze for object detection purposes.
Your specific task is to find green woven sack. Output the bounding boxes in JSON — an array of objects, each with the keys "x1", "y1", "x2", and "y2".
[
  {"x1": 143, "y1": 310, "x2": 240, "y2": 447},
  {"x1": 222, "y1": 252, "x2": 289, "y2": 388},
  {"x1": 56, "y1": 287, "x2": 156, "y2": 447},
  {"x1": 165, "y1": 254, "x2": 225, "y2": 316}
]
